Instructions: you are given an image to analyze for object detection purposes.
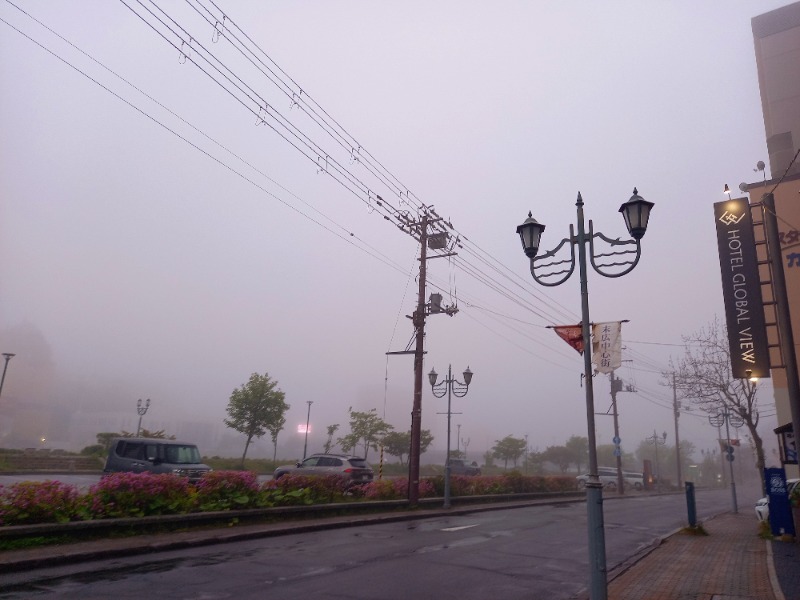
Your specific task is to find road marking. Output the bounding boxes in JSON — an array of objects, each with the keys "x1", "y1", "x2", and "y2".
[{"x1": 441, "y1": 524, "x2": 479, "y2": 532}]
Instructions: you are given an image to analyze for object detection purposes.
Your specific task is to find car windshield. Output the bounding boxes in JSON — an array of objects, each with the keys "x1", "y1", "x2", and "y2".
[
  {"x1": 347, "y1": 458, "x2": 370, "y2": 469},
  {"x1": 163, "y1": 444, "x2": 202, "y2": 464}
]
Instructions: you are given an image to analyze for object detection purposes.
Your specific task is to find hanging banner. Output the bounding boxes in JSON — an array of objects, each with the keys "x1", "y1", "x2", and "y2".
[
  {"x1": 592, "y1": 322, "x2": 622, "y2": 374},
  {"x1": 552, "y1": 325, "x2": 584, "y2": 354},
  {"x1": 713, "y1": 198, "x2": 771, "y2": 378}
]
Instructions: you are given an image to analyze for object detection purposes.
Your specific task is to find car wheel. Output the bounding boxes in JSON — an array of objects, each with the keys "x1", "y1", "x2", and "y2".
[
  {"x1": 577, "y1": 479, "x2": 586, "y2": 489},
  {"x1": 634, "y1": 482, "x2": 643, "y2": 491},
  {"x1": 606, "y1": 481, "x2": 617, "y2": 491}
]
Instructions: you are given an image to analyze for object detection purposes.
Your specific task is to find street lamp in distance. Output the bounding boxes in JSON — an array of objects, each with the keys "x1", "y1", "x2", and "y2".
[
  {"x1": 429, "y1": 365, "x2": 473, "y2": 509},
  {"x1": 0, "y1": 353, "x2": 16, "y2": 401},
  {"x1": 136, "y1": 398, "x2": 151, "y2": 437},
  {"x1": 303, "y1": 401, "x2": 313, "y2": 460}
]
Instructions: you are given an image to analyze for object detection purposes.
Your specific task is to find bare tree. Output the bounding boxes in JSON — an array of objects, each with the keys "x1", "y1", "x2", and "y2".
[{"x1": 668, "y1": 318, "x2": 766, "y2": 492}]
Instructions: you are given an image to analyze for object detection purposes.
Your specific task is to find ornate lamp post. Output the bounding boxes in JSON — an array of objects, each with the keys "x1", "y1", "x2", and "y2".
[
  {"x1": 646, "y1": 430, "x2": 667, "y2": 492},
  {"x1": 515, "y1": 189, "x2": 653, "y2": 600},
  {"x1": 709, "y1": 406, "x2": 744, "y2": 513},
  {"x1": 303, "y1": 400, "x2": 314, "y2": 460},
  {"x1": 429, "y1": 365, "x2": 473, "y2": 509},
  {"x1": 0, "y1": 353, "x2": 15, "y2": 402},
  {"x1": 136, "y1": 398, "x2": 151, "y2": 437}
]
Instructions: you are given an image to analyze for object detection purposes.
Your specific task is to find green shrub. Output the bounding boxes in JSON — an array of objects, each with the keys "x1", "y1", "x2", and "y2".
[
  {"x1": 83, "y1": 472, "x2": 195, "y2": 518},
  {"x1": 0, "y1": 480, "x2": 82, "y2": 525},
  {"x1": 194, "y1": 470, "x2": 262, "y2": 511}
]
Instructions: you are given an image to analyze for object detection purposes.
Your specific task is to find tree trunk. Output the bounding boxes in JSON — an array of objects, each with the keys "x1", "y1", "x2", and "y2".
[
  {"x1": 240, "y1": 435, "x2": 252, "y2": 469},
  {"x1": 746, "y1": 421, "x2": 766, "y2": 494}
]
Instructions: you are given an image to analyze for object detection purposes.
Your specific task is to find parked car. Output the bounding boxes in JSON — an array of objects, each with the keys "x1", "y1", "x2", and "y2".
[
  {"x1": 449, "y1": 459, "x2": 481, "y2": 476},
  {"x1": 273, "y1": 453, "x2": 374, "y2": 485},
  {"x1": 103, "y1": 437, "x2": 211, "y2": 483},
  {"x1": 624, "y1": 471, "x2": 644, "y2": 490},
  {"x1": 576, "y1": 467, "x2": 621, "y2": 490},
  {"x1": 755, "y1": 478, "x2": 799, "y2": 522}
]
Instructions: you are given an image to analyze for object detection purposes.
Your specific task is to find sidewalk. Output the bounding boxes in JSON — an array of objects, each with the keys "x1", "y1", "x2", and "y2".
[{"x1": 607, "y1": 511, "x2": 798, "y2": 600}]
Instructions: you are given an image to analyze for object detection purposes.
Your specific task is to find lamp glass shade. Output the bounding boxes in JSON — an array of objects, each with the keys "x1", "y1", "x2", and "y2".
[
  {"x1": 618, "y1": 188, "x2": 654, "y2": 240},
  {"x1": 463, "y1": 367, "x2": 473, "y2": 386},
  {"x1": 428, "y1": 368, "x2": 438, "y2": 387},
  {"x1": 516, "y1": 213, "x2": 545, "y2": 258}
]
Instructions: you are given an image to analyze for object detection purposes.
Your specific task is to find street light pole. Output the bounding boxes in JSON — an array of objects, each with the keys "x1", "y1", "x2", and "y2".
[
  {"x1": 303, "y1": 400, "x2": 313, "y2": 460},
  {"x1": 709, "y1": 407, "x2": 743, "y2": 513},
  {"x1": 646, "y1": 430, "x2": 667, "y2": 492},
  {"x1": 136, "y1": 398, "x2": 150, "y2": 437},
  {"x1": 516, "y1": 189, "x2": 653, "y2": 600},
  {"x1": 429, "y1": 365, "x2": 473, "y2": 509},
  {"x1": 0, "y1": 353, "x2": 16, "y2": 402}
]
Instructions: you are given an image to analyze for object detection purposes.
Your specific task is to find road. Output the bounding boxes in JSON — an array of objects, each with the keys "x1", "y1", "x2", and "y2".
[{"x1": 1, "y1": 487, "x2": 751, "y2": 600}]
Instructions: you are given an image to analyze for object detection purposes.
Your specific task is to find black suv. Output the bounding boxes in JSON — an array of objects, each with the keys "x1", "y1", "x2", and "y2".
[
  {"x1": 449, "y1": 458, "x2": 481, "y2": 476},
  {"x1": 273, "y1": 453, "x2": 374, "y2": 485}
]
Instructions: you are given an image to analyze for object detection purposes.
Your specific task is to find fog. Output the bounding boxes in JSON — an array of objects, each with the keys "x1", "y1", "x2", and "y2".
[{"x1": 0, "y1": 1, "x2": 787, "y2": 464}]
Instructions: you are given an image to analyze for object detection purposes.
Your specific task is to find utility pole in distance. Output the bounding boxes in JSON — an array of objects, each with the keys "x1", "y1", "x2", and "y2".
[{"x1": 672, "y1": 373, "x2": 683, "y2": 488}]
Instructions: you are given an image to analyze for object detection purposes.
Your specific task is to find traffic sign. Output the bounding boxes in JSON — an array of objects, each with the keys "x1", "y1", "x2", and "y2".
[{"x1": 612, "y1": 436, "x2": 621, "y2": 445}]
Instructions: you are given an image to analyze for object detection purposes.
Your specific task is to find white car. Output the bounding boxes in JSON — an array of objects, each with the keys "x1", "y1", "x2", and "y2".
[{"x1": 755, "y1": 478, "x2": 799, "y2": 522}]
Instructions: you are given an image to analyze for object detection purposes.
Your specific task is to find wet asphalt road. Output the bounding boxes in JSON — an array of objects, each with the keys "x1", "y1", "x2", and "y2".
[{"x1": 0, "y1": 488, "x2": 750, "y2": 600}]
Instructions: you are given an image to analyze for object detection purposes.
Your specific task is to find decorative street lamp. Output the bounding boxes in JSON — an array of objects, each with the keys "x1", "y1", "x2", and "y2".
[
  {"x1": 516, "y1": 189, "x2": 653, "y2": 600},
  {"x1": 303, "y1": 400, "x2": 314, "y2": 460},
  {"x1": 429, "y1": 365, "x2": 473, "y2": 509},
  {"x1": 646, "y1": 430, "x2": 667, "y2": 492},
  {"x1": 0, "y1": 353, "x2": 16, "y2": 402},
  {"x1": 136, "y1": 398, "x2": 151, "y2": 437},
  {"x1": 708, "y1": 406, "x2": 744, "y2": 513}
]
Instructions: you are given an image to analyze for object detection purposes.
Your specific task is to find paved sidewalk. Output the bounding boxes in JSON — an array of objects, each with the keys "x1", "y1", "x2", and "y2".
[{"x1": 607, "y1": 511, "x2": 795, "y2": 600}]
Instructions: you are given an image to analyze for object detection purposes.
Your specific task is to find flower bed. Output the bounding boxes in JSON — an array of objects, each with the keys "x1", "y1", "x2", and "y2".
[{"x1": 0, "y1": 471, "x2": 574, "y2": 526}]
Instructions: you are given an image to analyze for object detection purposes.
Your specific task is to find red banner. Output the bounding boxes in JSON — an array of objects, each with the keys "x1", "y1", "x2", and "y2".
[{"x1": 552, "y1": 325, "x2": 584, "y2": 355}]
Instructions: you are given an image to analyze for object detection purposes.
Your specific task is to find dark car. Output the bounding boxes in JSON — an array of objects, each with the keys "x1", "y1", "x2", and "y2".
[
  {"x1": 103, "y1": 437, "x2": 211, "y2": 483},
  {"x1": 449, "y1": 458, "x2": 481, "y2": 476},
  {"x1": 273, "y1": 453, "x2": 374, "y2": 485}
]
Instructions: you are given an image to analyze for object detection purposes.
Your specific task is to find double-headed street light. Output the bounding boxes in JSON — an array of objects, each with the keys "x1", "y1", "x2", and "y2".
[
  {"x1": 646, "y1": 430, "x2": 667, "y2": 493},
  {"x1": 429, "y1": 364, "x2": 473, "y2": 509},
  {"x1": 709, "y1": 406, "x2": 744, "y2": 514},
  {"x1": 516, "y1": 189, "x2": 654, "y2": 600},
  {"x1": 136, "y1": 398, "x2": 151, "y2": 437}
]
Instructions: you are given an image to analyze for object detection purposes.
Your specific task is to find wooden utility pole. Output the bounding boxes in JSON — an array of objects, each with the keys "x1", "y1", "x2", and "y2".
[
  {"x1": 672, "y1": 373, "x2": 683, "y2": 487},
  {"x1": 408, "y1": 213, "x2": 429, "y2": 505}
]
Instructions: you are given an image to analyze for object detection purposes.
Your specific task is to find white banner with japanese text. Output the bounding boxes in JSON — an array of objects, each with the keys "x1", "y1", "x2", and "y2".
[{"x1": 592, "y1": 322, "x2": 622, "y2": 374}]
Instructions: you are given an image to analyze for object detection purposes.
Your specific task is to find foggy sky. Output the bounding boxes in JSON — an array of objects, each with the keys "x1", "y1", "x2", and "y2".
[{"x1": 0, "y1": 1, "x2": 789, "y2": 464}]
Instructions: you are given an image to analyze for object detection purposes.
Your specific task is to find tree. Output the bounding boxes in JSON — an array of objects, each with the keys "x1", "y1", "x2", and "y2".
[
  {"x1": 338, "y1": 408, "x2": 393, "y2": 460},
  {"x1": 224, "y1": 372, "x2": 289, "y2": 468},
  {"x1": 669, "y1": 318, "x2": 767, "y2": 492},
  {"x1": 596, "y1": 444, "x2": 634, "y2": 471},
  {"x1": 542, "y1": 445, "x2": 573, "y2": 473},
  {"x1": 323, "y1": 424, "x2": 340, "y2": 454},
  {"x1": 492, "y1": 435, "x2": 527, "y2": 469},
  {"x1": 268, "y1": 414, "x2": 286, "y2": 464},
  {"x1": 565, "y1": 435, "x2": 589, "y2": 473},
  {"x1": 524, "y1": 449, "x2": 546, "y2": 475}
]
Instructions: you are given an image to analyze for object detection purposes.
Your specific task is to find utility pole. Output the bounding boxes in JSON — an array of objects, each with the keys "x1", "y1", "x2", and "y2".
[
  {"x1": 399, "y1": 209, "x2": 458, "y2": 506},
  {"x1": 610, "y1": 372, "x2": 624, "y2": 493},
  {"x1": 407, "y1": 213, "x2": 429, "y2": 506},
  {"x1": 672, "y1": 373, "x2": 683, "y2": 487}
]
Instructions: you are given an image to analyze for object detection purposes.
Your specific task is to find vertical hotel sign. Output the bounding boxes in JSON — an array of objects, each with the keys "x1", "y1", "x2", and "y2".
[{"x1": 713, "y1": 197, "x2": 770, "y2": 378}]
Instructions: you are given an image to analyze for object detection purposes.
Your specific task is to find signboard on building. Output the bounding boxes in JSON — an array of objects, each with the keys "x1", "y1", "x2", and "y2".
[{"x1": 713, "y1": 198, "x2": 771, "y2": 378}]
